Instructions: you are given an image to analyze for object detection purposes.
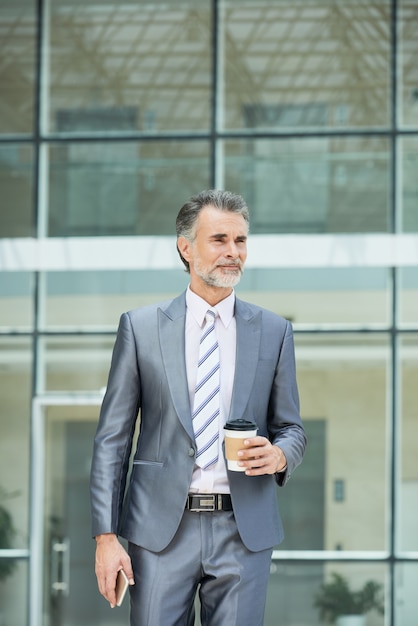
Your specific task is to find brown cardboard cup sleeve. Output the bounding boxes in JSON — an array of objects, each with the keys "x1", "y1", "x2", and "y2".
[{"x1": 224, "y1": 419, "x2": 258, "y2": 471}]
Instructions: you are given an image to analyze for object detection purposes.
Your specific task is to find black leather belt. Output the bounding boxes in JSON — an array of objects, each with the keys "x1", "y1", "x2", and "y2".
[{"x1": 185, "y1": 494, "x2": 233, "y2": 512}]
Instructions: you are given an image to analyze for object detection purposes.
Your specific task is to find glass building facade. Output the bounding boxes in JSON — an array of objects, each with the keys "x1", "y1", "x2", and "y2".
[{"x1": 0, "y1": 1, "x2": 417, "y2": 625}]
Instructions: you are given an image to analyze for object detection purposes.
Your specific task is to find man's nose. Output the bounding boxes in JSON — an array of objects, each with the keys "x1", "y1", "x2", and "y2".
[{"x1": 225, "y1": 241, "x2": 239, "y2": 257}]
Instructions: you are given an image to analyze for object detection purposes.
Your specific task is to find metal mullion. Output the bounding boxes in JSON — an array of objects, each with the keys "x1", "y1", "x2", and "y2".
[
  {"x1": 210, "y1": 0, "x2": 219, "y2": 188},
  {"x1": 29, "y1": 0, "x2": 47, "y2": 624},
  {"x1": 389, "y1": 267, "x2": 400, "y2": 626},
  {"x1": 388, "y1": 1, "x2": 399, "y2": 624},
  {"x1": 41, "y1": 131, "x2": 211, "y2": 143}
]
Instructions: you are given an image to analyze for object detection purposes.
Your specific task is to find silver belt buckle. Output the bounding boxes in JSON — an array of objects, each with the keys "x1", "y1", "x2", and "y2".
[{"x1": 190, "y1": 494, "x2": 216, "y2": 512}]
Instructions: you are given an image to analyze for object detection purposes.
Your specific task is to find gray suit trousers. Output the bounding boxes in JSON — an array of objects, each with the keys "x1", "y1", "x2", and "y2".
[{"x1": 128, "y1": 509, "x2": 273, "y2": 626}]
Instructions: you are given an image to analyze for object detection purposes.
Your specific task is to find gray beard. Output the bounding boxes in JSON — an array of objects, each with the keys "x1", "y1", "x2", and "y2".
[{"x1": 196, "y1": 265, "x2": 243, "y2": 288}]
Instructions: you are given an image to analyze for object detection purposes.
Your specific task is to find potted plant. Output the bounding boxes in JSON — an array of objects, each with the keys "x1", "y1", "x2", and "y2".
[
  {"x1": 0, "y1": 487, "x2": 18, "y2": 583},
  {"x1": 314, "y1": 572, "x2": 384, "y2": 626}
]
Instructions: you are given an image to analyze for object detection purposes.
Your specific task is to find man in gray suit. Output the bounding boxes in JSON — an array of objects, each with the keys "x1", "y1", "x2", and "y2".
[{"x1": 90, "y1": 189, "x2": 306, "y2": 625}]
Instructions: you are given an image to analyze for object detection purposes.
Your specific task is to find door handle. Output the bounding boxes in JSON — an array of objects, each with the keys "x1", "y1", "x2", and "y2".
[{"x1": 51, "y1": 538, "x2": 70, "y2": 596}]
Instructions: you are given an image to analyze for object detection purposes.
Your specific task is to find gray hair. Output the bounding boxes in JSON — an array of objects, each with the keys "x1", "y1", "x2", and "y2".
[{"x1": 176, "y1": 189, "x2": 250, "y2": 272}]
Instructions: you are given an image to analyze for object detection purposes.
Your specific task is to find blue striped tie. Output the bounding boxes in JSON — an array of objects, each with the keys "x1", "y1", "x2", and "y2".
[{"x1": 192, "y1": 309, "x2": 220, "y2": 469}]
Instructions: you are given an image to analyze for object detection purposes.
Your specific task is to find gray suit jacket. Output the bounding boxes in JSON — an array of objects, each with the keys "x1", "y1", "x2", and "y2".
[{"x1": 90, "y1": 292, "x2": 306, "y2": 552}]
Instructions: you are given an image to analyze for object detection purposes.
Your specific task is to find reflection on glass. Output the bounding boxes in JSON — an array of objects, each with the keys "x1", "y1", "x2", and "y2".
[
  {"x1": 400, "y1": 335, "x2": 418, "y2": 552},
  {"x1": 239, "y1": 268, "x2": 390, "y2": 325},
  {"x1": 396, "y1": 564, "x2": 418, "y2": 625},
  {"x1": 42, "y1": 267, "x2": 390, "y2": 330},
  {"x1": 222, "y1": 0, "x2": 390, "y2": 130},
  {"x1": 276, "y1": 418, "x2": 325, "y2": 551},
  {"x1": 44, "y1": 336, "x2": 114, "y2": 392},
  {"x1": 43, "y1": 405, "x2": 130, "y2": 624},
  {"x1": 0, "y1": 3, "x2": 35, "y2": 134},
  {"x1": 401, "y1": 137, "x2": 418, "y2": 232},
  {"x1": 48, "y1": 0, "x2": 212, "y2": 133},
  {"x1": 0, "y1": 144, "x2": 34, "y2": 237},
  {"x1": 0, "y1": 338, "x2": 31, "y2": 549},
  {"x1": 48, "y1": 141, "x2": 210, "y2": 236},
  {"x1": 0, "y1": 561, "x2": 28, "y2": 625},
  {"x1": 399, "y1": 268, "x2": 418, "y2": 324},
  {"x1": 44, "y1": 270, "x2": 188, "y2": 329},
  {"x1": 266, "y1": 562, "x2": 386, "y2": 626},
  {"x1": 399, "y1": 2, "x2": 418, "y2": 127},
  {"x1": 0, "y1": 273, "x2": 34, "y2": 329},
  {"x1": 224, "y1": 137, "x2": 390, "y2": 233},
  {"x1": 293, "y1": 335, "x2": 388, "y2": 551}
]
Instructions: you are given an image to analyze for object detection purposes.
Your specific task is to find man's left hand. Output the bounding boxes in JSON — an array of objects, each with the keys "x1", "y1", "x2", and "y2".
[{"x1": 237, "y1": 436, "x2": 287, "y2": 475}]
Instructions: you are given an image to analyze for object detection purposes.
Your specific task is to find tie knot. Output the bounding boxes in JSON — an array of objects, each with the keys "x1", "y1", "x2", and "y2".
[{"x1": 205, "y1": 309, "x2": 217, "y2": 324}]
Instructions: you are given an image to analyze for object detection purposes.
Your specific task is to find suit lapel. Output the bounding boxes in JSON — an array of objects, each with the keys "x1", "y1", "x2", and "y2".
[
  {"x1": 158, "y1": 293, "x2": 195, "y2": 440},
  {"x1": 229, "y1": 298, "x2": 262, "y2": 421}
]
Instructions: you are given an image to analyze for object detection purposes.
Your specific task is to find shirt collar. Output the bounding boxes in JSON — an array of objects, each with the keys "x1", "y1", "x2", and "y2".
[{"x1": 186, "y1": 286, "x2": 235, "y2": 328}]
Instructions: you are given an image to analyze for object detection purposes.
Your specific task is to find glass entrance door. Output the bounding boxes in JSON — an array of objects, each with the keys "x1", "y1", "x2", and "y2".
[{"x1": 34, "y1": 399, "x2": 129, "y2": 626}]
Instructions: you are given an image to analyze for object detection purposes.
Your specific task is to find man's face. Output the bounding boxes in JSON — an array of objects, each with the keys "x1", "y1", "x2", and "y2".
[{"x1": 178, "y1": 205, "x2": 248, "y2": 293}]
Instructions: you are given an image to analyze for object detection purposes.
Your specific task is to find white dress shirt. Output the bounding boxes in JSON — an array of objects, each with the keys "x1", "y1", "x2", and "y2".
[{"x1": 185, "y1": 287, "x2": 236, "y2": 494}]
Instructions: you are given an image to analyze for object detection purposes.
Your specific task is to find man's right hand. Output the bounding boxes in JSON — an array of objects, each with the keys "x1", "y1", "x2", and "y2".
[{"x1": 94, "y1": 533, "x2": 135, "y2": 608}]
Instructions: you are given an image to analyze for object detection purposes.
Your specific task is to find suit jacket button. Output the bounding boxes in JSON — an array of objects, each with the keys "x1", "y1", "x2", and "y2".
[{"x1": 188, "y1": 447, "x2": 195, "y2": 457}]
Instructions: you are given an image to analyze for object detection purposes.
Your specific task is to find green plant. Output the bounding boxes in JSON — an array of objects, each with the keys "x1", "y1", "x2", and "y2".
[
  {"x1": 314, "y1": 572, "x2": 384, "y2": 624},
  {"x1": 0, "y1": 487, "x2": 18, "y2": 583}
]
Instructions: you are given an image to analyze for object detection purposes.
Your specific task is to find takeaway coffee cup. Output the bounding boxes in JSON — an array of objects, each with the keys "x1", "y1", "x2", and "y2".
[{"x1": 224, "y1": 419, "x2": 258, "y2": 471}]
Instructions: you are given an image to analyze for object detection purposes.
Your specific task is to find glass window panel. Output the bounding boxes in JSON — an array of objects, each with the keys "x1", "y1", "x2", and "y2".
[
  {"x1": 266, "y1": 562, "x2": 386, "y2": 626},
  {"x1": 221, "y1": 0, "x2": 390, "y2": 131},
  {"x1": 399, "y1": 1, "x2": 418, "y2": 127},
  {"x1": 290, "y1": 334, "x2": 389, "y2": 551},
  {"x1": 48, "y1": 0, "x2": 212, "y2": 133},
  {"x1": 396, "y1": 563, "x2": 418, "y2": 625},
  {"x1": 399, "y1": 335, "x2": 418, "y2": 552},
  {"x1": 0, "y1": 1, "x2": 35, "y2": 134},
  {"x1": 0, "y1": 338, "x2": 31, "y2": 549},
  {"x1": 42, "y1": 267, "x2": 390, "y2": 330},
  {"x1": 43, "y1": 270, "x2": 188, "y2": 330},
  {"x1": 399, "y1": 268, "x2": 418, "y2": 324},
  {"x1": 224, "y1": 137, "x2": 390, "y2": 233},
  {"x1": 238, "y1": 268, "x2": 390, "y2": 325},
  {"x1": 0, "y1": 561, "x2": 28, "y2": 625},
  {"x1": 0, "y1": 272, "x2": 34, "y2": 330},
  {"x1": 0, "y1": 144, "x2": 34, "y2": 237},
  {"x1": 48, "y1": 140, "x2": 210, "y2": 236},
  {"x1": 401, "y1": 136, "x2": 418, "y2": 232},
  {"x1": 43, "y1": 336, "x2": 114, "y2": 392}
]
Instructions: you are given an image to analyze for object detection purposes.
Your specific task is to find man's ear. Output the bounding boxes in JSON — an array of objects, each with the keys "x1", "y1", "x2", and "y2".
[{"x1": 177, "y1": 236, "x2": 191, "y2": 263}]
